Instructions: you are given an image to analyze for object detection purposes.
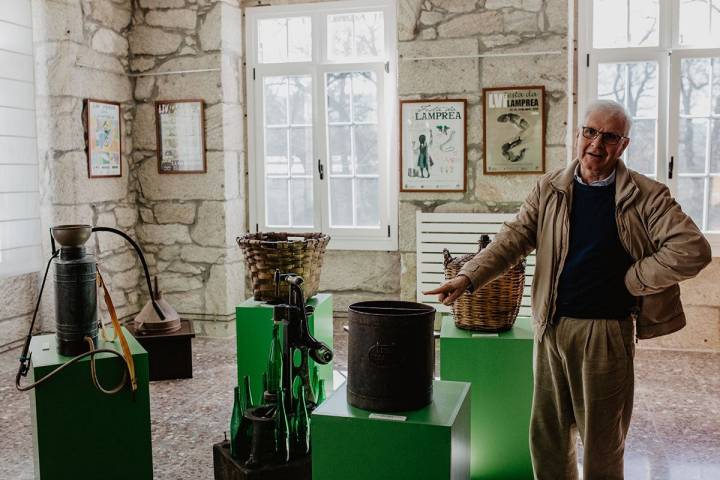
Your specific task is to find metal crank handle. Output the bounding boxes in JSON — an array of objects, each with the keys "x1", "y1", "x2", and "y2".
[{"x1": 309, "y1": 343, "x2": 333, "y2": 365}]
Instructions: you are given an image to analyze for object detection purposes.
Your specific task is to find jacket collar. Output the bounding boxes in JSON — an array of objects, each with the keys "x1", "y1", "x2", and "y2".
[{"x1": 551, "y1": 158, "x2": 639, "y2": 209}]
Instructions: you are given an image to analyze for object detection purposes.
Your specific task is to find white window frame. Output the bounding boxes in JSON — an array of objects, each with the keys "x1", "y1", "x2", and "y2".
[
  {"x1": 245, "y1": 0, "x2": 398, "y2": 251},
  {"x1": 578, "y1": 0, "x2": 720, "y2": 255}
]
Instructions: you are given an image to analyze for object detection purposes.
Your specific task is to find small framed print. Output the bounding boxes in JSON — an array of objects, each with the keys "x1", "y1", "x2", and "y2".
[
  {"x1": 400, "y1": 99, "x2": 467, "y2": 192},
  {"x1": 155, "y1": 99, "x2": 207, "y2": 174},
  {"x1": 85, "y1": 99, "x2": 122, "y2": 178},
  {"x1": 483, "y1": 86, "x2": 545, "y2": 174}
]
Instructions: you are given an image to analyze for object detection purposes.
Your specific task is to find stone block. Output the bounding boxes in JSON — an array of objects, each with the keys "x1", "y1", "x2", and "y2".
[
  {"x1": 420, "y1": 11, "x2": 444, "y2": 26},
  {"x1": 437, "y1": 12, "x2": 503, "y2": 38},
  {"x1": 154, "y1": 53, "x2": 221, "y2": 72},
  {"x1": 51, "y1": 204, "x2": 94, "y2": 227},
  {"x1": 399, "y1": 201, "x2": 420, "y2": 252},
  {"x1": 129, "y1": 26, "x2": 183, "y2": 56},
  {"x1": 521, "y1": 0, "x2": 543, "y2": 12},
  {"x1": 131, "y1": 56, "x2": 157, "y2": 73},
  {"x1": 137, "y1": 152, "x2": 227, "y2": 201},
  {"x1": 640, "y1": 306, "x2": 720, "y2": 351},
  {"x1": 474, "y1": 170, "x2": 537, "y2": 203},
  {"x1": 221, "y1": 54, "x2": 240, "y2": 103},
  {"x1": 680, "y1": 259, "x2": 720, "y2": 307},
  {"x1": 223, "y1": 197, "x2": 244, "y2": 244},
  {"x1": 222, "y1": 151, "x2": 241, "y2": 201},
  {"x1": 433, "y1": 0, "x2": 479, "y2": 13},
  {"x1": 133, "y1": 102, "x2": 156, "y2": 150},
  {"x1": 0, "y1": 315, "x2": 32, "y2": 344},
  {"x1": 146, "y1": 9, "x2": 198, "y2": 29},
  {"x1": 502, "y1": 10, "x2": 539, "y2": 33},
  {"x1": 546, "y1": 97, "x2": 569, "y2": 145},
  {"x1": 88, "y1": 0, "x2": 132, "y2": 32},
  {"x1": 199, "y1": 2, "x2": 221, "y2": 51},
  {"x1": 168, "y1": 261, "x2": 203, "y2": 274},
  {"x1": 51, "y1": 152, "x2": 130, "y2": 205},
  {"x1": 0, "y1": 273, "x2": 38, "y2": 319},
  {"x1": 220, "y1": 3, "x2": 243, "y2": 55},
  {"x1": 134, "y1": 76, "x2": 155, "y2": 101},
  {"x1": 110, "y1": 268, "x2": 140, "y2": 290},
  {"x1": 34, "y1": 96, "x2": 85, "y2": 153},
  {"x1": 158, "y1": 273, "x2": 204, "y2": 293},
  {"x1": 164, "y1": 289, "x2": 204, "y2": 312},
  {"x1": 191, "y1": 201, "x2": 226, "y2": 247},
  {"x1": 139, "y1": 0, "x2": 185, "y2": 7},
  {"x1": 75, "y1": 45, "x2": 126, "y2": 74},
  {"x1": 486, "y1": 0, "x2": 522, "y2": 8},
  {"x1": 400, "y1": 252, "x2": 418, "y2": 302},
  {"x1": 180, "y1": 244, "x2": 225, "y2": 264},
  {"x1": 92, "y1": 28, "x2": 129, "y2": 56},
  {"x1": 205, "y1": 263, "x2": 243, "y2": 315},
  {"x1": 480, "y1": 33, "x2": 522, "y2": 49},
  {"x1": 399, "y1": 39, "x2": 479, "y2": 95},
  {"x1": 140, "y1": 207, "x2": 155, "y2": 223},
  {"x1": 420, "y1": 28, "x2": 438, "y2": 40},
  {"x1": 319, "y1": 251, "x2": 400, "y2": 293},
  {"x1": 115, "y1": 207, "x2": 139, "y2": 228},
  {"x1": 545, "y1": 0, "x2": 568, "y2": 34},
  {"x1": 100, "y1": 251, "x2": 138, "y2": 273},
  {"x1": 155, "y1": 70, "x2": 221, "y2": 104},
  {"x1": 158, "y1": 245, "x2": 182, "y2": 261},
  {"x1": 136, "y1": 223, "x2": 192, "y2": 245},
  {"x1": 398, "y1": 0, "x2": 423, "y2": 41},
  {"x1": 36, "y1": 0, "x2": 84, "y2": 43},
  {"x1": 481, "y1": 52, "x2": 566, "y2": 92},
  {"x1": 154, "y1": 202, "x2": 197, "y2": 224}
]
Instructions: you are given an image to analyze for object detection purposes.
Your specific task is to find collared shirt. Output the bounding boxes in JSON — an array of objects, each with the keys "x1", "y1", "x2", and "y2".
[{"x1": 574, "y1": 165, "x2": 616, "y2": 186}]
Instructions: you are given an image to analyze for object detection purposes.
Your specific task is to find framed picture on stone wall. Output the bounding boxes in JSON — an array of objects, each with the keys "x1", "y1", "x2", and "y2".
[
  {"x1": 400, "y1": 99, "x2": 467, "y2": 192},
  {"x1": 156, "y1": 99, "x2": 207, "y2": 174},
  {"x1": 483, "y1": 86, "x2": 545, "y2": 174},
  {"x1": 85, "y1": 99, "x2": 122, "y2": 178}
]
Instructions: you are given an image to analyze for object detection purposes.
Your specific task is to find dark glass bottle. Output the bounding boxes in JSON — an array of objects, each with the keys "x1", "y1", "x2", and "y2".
[
  {"x1": 266, "y1": 322, "x2": 282, "y2": 399},
  {"x1": 294, "y1": 385, "x2": 310, "y2": 455},
  {"x1": 316, "y1": 378, "x2": 327, "y2": 406},
  {"x1": 229, "y1": 386, "x2": 241, "y2": 458},
  {"x1": 275, "y1": 387, "x2": 291, "y2": 462}
]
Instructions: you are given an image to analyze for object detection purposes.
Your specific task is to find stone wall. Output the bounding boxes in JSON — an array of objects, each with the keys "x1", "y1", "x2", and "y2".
[
  {"x1": 32, "y1": 0, "x2": 144, "y2": 329},
  {"x1": 0, "y1": 273, "x2": 39, "y2": 346},
  {"x1": 129, "y1": 0, "x2": 246, "y2": 336}
]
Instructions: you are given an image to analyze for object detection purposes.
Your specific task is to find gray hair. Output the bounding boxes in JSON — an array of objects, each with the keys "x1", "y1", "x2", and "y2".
[{"x1": 581, "y1": 99, "x2": 632, "y2": 136}]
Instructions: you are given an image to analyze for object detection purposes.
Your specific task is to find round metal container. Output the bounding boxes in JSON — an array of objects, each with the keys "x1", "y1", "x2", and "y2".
[
  {"x1": 347, "y1": 301, "x2": 436, "y2": 412},
  {"x1": 54, "y1": 247, "x2": 97, "y2": 356}
]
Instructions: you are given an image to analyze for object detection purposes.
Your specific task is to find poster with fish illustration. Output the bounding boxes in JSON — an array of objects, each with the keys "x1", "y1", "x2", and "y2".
[
  {"x1": 400, "y1": 100, "x2": 466, "y2": 192},
  {"x1": 86, "y1": 99, "x2": 121, "y2": 178},
  {"x1": 483, "y1": 86, "x2": 545, "y2": 174}
]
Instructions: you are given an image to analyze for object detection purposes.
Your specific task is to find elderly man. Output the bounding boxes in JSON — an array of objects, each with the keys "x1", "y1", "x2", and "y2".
[{"x1": 426, "y1": 100, "x2": 711, "y2": 480}]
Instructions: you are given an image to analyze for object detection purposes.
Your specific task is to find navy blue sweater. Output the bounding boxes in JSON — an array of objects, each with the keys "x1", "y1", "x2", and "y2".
[{"x1": 555, "y1": 180, "x2": 636, "y2": 319}]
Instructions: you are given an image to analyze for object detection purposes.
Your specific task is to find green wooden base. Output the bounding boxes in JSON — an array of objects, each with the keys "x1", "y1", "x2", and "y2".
[
  {"x1": 235, "y1": 293, "x2": 334, "y2": 406},
  {"x1": 440, "y1": 316, "x2": 534, "y2": 480},
  {"x1": 29, "y1": 328, "x2": 152, "y2": 480},
  {"x1": 311, "y1": 380, "x2": 471, "y2": 480}
]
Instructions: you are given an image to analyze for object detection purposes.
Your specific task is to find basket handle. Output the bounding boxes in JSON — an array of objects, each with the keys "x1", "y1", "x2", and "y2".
[{"x1": 442, "y1": 248, "x2": 453, "y2": 267}]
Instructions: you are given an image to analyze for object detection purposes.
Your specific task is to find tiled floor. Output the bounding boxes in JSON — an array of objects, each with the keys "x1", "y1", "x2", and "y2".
[{"x1": 1, "y1": 319, "x2": 718, "y2": 479}]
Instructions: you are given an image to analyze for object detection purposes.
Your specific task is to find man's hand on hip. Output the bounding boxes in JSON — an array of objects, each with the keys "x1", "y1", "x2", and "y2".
[{"x1": 423, "y1": 274, "x2": 472, "y2": 306}]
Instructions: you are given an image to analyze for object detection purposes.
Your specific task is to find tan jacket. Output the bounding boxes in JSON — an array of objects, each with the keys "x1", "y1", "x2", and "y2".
[{"x1": 459, "y1": 159, "x2": 712, "y2": 340}]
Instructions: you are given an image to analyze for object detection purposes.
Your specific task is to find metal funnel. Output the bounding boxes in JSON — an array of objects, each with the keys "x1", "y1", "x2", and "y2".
[{"x1": 51, "y1": 224, "x2": 92, "y2": 248}]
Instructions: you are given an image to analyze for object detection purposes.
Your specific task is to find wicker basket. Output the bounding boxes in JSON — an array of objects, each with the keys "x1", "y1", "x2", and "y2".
[
  {"x1": 236, "y1": 232, "x2": 330, "y2": 303},
  {"x1": 443, "y1": 235, "x2": 525, "y2": 332}
]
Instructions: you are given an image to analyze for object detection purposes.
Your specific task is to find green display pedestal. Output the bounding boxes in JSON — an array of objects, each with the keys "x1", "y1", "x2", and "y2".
[
  {"x1": 236, "y1": 293, "x2": 334, "y2": 406},
  {"x1": 29, "y1": 328, "x2": 152, "y2": 480},
  {"x1": 311, "y1": 380, "x2": 471, "y2": 480},
  {"x1": 440, "y1": 316, "x2": 534, "y2": 480}
]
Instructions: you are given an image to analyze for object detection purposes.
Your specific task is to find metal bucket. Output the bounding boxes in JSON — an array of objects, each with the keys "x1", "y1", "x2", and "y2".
[{"x1": 347, "y1": 301, "x2": 436, "y2": 412}]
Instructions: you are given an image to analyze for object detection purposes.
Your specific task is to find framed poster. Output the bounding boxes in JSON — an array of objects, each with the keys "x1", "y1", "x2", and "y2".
[
  {"x1": 483, "y1": 86, "x2": 545, "y2": 174},
  {"x1": 155, "y1": 99, "x2": 206, "y2": 174},
  {"x1": 85, "y1": 99, "x2": 122, "y2": 178},
  {"x1": 400, "y1": 99, "x2": 467, "y2": 192}
]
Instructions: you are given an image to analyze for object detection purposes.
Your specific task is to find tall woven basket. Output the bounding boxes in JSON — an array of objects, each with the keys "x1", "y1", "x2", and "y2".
[
  {"x1": 443, "y1": 235, "x2": 525, "y2": 332},
  {"x1": 236, "y1": 232, "x2": 330, "y2": 303}
]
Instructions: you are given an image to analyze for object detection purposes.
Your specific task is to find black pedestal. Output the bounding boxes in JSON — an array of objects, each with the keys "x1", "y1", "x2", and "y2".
[
  {"x1": 213, "y1": 441, "x2": 311, "y2": 480},
  {"x1": 126, "y1": 319, "x2": 195, "y2": 381}
]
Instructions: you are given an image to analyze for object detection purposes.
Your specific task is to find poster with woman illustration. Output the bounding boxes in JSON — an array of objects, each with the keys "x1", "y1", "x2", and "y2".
[
  {"x1": 483, "y1": 86, "x2": 545, "y2": 174},
  {"x1": 401, "y1": 100, "x2": 466, "y2": 192},
  {"x1": 85, "y1": 99, "x2": 121, "y2": 178}
]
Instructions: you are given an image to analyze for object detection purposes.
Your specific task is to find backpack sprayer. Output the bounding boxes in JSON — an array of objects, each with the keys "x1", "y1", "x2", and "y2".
[{"x1": 15, "y1": 224, "x2": 171, "y2": 395}]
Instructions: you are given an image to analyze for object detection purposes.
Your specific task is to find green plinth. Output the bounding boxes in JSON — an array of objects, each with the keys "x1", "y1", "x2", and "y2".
[
  {"x1": 440, "y1": 316, "x2": 534, "y2": 480},
  {"x1": 236, "y1": 293, "x2": 334, "y2": 406},
  {"x1": 311, "y1": 380, "x2": 471, "y2": 480},
  {"x1": 29, "y1": 328, "x2": 152, "y2": 480}
]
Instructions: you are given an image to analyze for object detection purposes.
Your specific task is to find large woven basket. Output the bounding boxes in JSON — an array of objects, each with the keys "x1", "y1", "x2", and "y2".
[
  {"x1": 236, "y1": 232, "x2": 330, "y2": 303},
  {"x1": 443, "y1": 235, "x2": 525, "y2": 332}
]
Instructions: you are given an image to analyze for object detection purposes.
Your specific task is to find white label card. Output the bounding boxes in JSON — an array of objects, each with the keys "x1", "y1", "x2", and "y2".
[
  {"x1": 472, "y1": 333, "x2": 499, "y2": 337},
  {"x1": 369, "y1": 413, "x2": 407, "y2": 422}
]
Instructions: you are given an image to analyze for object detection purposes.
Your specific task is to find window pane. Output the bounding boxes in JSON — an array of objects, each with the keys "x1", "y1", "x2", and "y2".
[
  {"x1": 327, "y1": 73, "x2": 351, "y2": 123},
  {"x1": 711, "y1": 119, "x2": 720, "y2": 173},
  {"x1": 680, "y1": 58, "x2": 711, "y2": 116},
  {"x1": 677, "y1": 177, "x2": 705, "y2": 229},
  {"x1": 626, "y1": 119, "x2": 656, "y2": 175},
  {"x1": 353, "y1": 72, "x2": 378, "y2": 123},
  {"x1": 678, "y1": 119, "x2": 708, "y2": 174},
  {"x1": 628, "y1": 62, "x2": 657, "y2": 117},
  {"x1": 266, "y1": 178, "x2": 289, "y2": 226},
  {"x1": 327, "y1": 12, "x2": 384, "y2": 60},
  {"x1": 265, "y1": 128, "x2": 288, "y2": 175},
  {"x1": 356, "y1": 178, "x2": 379, "y2": 226},
  {"x1": 679, "y1": 0, "x2": 720, "y2": 46},
  {"x1": 290, "y1": 178, "x2": 313, "y2": 227},
  {"x1": 289, "y1": 76, "x2": 312, "y2": 125},
  {"x1": 330, "y1": 178, "x2": 353, "y2": 226},
  {"x1": 598, "y1": 63, "x2": 626, "y2": 104},
  {"x1": 354, "y1": 125, "x2": 378, "y2": 175},
  {"x1": 328, "y1": 125, "x2": 352, "y2": 174},
  {"x1": 708, "y1": 177, "x2": 720, "y2": 230},
  {"x1": 712, "y1": 58, "x2": 720, "y2": 115},
  {"x1": 258, "y1": 17, "x2": 311, "y2": 63},
  {"x1": 264, "y1": 77, "x2": 288, "y2": 126},
  {"x1": 290, "y1": 127, "x2": 312, "y2": 175},
  {"x1": 593, "y1": 0, "x2": 658, "y2": 48}
]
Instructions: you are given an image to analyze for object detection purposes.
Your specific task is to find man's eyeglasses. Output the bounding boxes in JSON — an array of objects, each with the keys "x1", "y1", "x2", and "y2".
[{"x1": 581, "y1": 126, "x2": 627, "y2": 145}]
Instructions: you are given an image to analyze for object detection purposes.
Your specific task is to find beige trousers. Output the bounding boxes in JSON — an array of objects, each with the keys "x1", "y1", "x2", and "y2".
[{"x1": 530, "y1": 317, "x2": 635, "y2": 480}]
